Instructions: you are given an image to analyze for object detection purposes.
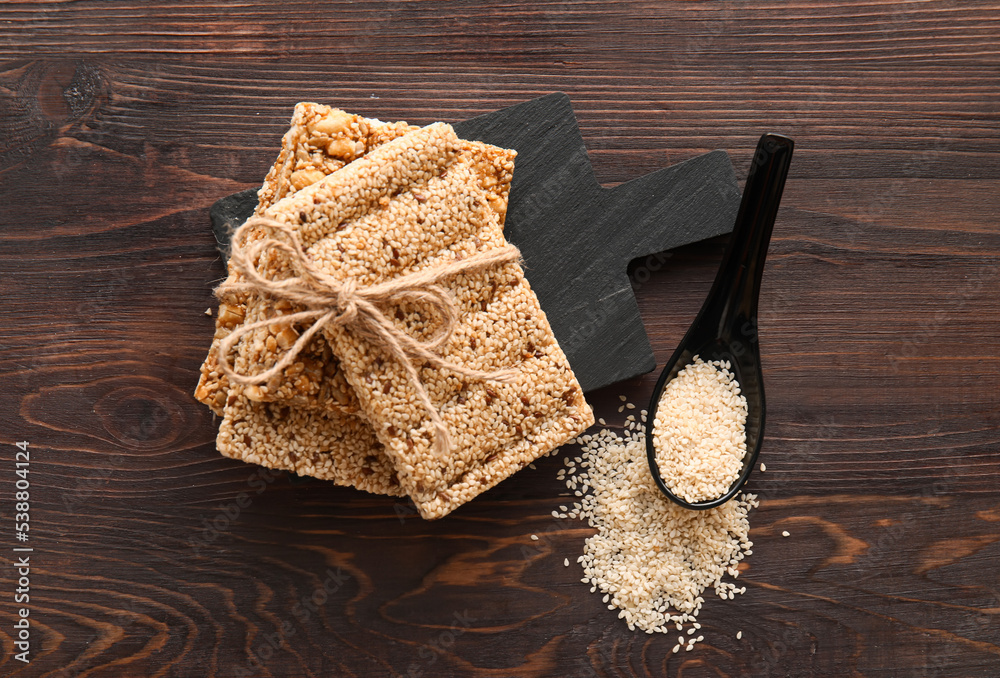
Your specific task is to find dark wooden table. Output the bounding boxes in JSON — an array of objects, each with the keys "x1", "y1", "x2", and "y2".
[{"x1": 2, "y1": 2, "x2": 999, "y2": 676}]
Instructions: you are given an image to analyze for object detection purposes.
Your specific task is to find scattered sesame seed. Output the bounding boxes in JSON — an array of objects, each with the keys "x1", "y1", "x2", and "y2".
[
  {"x1": 204, "y1": 308, "x2": 212, "y2": 316},
  {"x1": 556, "y1": 411, "x2": 757, "y2": 639},
  {"x1": 737, "y1": 631, "x2": 743, "y2": 640},
  {"x1": 760, "y1": 462, "x2": 766, "y2": 472},
  {"x1": 564, "y1": 558, "x2": 569, "y2": 567},
  {"x1": 530, "y1": 534, "x2": 539, "y2": 541},
  {"x1": 782, "y1": 530, "x2": 790, "y2": 537},
  {"x1": 619, "y1": 395, "x2": 627, "y2": 402}
]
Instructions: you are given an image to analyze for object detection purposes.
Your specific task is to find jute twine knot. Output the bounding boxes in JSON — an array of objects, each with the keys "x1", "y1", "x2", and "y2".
[
  {"x1": 215, "y1": 216, "x2": 522, "y2": 458},
  {"x1": 335, "y1": 278, "x2": 359, "y2": 325}
]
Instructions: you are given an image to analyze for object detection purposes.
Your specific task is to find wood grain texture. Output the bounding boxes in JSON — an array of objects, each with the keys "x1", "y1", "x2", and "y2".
[{"x1": 1, "y1": 1, "x2": 998, "y2": 676}]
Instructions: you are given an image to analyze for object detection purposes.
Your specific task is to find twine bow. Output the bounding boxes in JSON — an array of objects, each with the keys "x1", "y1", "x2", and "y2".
[{"x1": 215, "y1": 216, "x2": 522, "y2": 457}]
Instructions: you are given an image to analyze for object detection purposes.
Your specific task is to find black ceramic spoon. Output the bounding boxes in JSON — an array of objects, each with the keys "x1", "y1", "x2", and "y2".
[{"x1": 644, "y1": 133, "x2": 794, "y2": 510}]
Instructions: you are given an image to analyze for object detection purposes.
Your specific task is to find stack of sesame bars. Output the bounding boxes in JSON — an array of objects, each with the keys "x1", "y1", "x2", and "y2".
[{"x1": 195, "y1": 103, "x2": 594, "y2": 519}]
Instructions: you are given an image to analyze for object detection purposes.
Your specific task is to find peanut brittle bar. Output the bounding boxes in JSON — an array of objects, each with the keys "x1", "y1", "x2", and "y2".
[
  {"x1": 256, "y1": 102, "x2": 417, "y2": 212},
  {"x1": 196, "y1": 104, "x2": 416, "y2": 415}
]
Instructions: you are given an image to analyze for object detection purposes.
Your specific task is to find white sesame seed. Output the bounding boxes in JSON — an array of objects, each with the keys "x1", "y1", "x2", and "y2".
[
  {"x1": 650, "y1": 356, "x2": 747, "y2": 504},
  {"x1": 564, "y1": 558, "x2": 569, "y2": 567},
  {"x1": 737, "y1": 631, "x2": 742, "y2": 640},
  {"x1": 782, "y1": 530, "x2": 790, "y2": 537},
  {"x1": 530, "y1": 534, "x2": 539, "y2": 541},
  {"x1": 760, "y1": 462, "x2": 766, "y2": 472},
  {"x1": 556, "y1": 407, "x2": 756, "y2": 639}
]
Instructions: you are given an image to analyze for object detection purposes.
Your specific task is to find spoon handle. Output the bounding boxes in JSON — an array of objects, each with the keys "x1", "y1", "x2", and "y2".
[{"x1": 706, "y1": 134, "x2": 794, "y2": 331}]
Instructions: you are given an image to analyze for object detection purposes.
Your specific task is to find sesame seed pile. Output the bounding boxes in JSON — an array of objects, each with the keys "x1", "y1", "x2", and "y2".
[
  {"x1": 652, "y1": 357, "x2": 748, "y2": 504},
  {"x1": 557, "y1": 408, "x2": 756, "y2": 646},
  {"x1": 195, "y1": 103, "x2": 594, "y2": 519}
]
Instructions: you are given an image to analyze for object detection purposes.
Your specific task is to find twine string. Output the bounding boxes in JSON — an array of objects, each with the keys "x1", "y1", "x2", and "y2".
[{"x1": 215, "y1": 216, "x2": 521, "y2": 457}]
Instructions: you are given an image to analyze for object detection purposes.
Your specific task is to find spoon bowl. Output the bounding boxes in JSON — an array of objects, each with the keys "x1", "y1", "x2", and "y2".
[{"x1": 645, "y1": 133, "x2": 794, "y2": 510}]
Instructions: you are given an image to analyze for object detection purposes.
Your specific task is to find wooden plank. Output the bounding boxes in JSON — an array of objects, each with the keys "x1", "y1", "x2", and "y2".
[{"x1": 0, "y1": 1, "x2": 998, "y2": 675}]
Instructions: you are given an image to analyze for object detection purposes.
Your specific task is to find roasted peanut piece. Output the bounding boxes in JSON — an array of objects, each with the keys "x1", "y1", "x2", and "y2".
[
  {"x1": 290, "y1": 169, "x2": 328, "y2": 191},
  {"x1": 310, "y1": 110, "x2": 353, "y2": 137}
]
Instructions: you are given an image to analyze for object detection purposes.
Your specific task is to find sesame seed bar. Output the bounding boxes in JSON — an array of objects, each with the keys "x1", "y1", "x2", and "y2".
[
  {"x1": 217, "y1": 391, "x2": 405, "y2": 497},
  {"x1": 239, "y1": 122, "x2": 593, "y2": 518}
]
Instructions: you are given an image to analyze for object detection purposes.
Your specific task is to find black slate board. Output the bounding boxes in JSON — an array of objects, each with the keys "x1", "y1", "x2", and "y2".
[{"x1": 210, "y1": 93, "x2": 740, "y2": 392}]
